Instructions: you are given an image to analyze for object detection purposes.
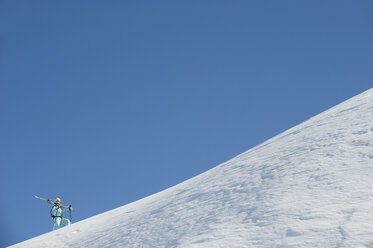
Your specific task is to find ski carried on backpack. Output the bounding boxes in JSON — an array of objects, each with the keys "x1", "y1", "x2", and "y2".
[{"x1": 34, "y1": 195, "x2": 72, "y2": 210}]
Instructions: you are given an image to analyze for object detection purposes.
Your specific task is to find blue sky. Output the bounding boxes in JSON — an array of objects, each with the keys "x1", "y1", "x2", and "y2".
[{"x1": 1, "y1": 1, "x2": 372, "y2": 246}]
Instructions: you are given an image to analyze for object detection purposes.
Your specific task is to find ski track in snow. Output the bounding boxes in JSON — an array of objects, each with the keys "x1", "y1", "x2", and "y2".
[{"x1": 10, "y1": 88, "x2": 373, "y2": 248}]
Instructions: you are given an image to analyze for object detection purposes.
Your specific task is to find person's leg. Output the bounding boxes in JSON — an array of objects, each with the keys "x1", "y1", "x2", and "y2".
[
  {"x1": 53, "y1": 217, "x2": 61, "y2": 230},
  {"x1": 61, "y1": 218, "x2": 70, "y2": 227}
]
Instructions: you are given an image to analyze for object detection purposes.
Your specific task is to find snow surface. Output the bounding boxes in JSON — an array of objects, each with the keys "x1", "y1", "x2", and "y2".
[{"x1": 10, "y1": 88, "x2": 373, "y2": 248}]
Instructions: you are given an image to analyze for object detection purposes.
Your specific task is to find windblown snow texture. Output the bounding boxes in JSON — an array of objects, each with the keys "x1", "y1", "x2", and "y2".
[{"x1": 11, "y1": 88, "x2": 373, "y2": 248}]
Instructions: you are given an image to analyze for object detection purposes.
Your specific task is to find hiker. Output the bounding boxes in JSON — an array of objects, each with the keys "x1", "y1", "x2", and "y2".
[{"x1": 50, "y1": 197, "x2": 73, "y2": 230}]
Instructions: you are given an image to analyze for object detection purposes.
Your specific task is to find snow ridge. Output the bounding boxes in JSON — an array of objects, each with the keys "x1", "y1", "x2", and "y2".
[{"x1": 11, "y1": 88, "x2": 373, "y2": 248}]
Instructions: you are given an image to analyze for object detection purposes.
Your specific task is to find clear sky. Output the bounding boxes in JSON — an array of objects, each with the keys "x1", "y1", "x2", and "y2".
[{"x1": 1, "y1": 1, "x2": 372, "y2": 246}]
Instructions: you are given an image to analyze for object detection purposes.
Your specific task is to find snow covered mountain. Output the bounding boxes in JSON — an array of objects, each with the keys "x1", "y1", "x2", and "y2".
[{"x1": 11, "y1": 88, "x2": 373, "y2": 248}]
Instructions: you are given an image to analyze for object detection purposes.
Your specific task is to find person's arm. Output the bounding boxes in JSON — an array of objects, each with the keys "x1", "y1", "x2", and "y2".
[
  {"x1": 51, "y1": 206, "x2": 57, "y2": 215},
  {"x1": 61, "y1": 205, "x2": 73, "y2": 211}
]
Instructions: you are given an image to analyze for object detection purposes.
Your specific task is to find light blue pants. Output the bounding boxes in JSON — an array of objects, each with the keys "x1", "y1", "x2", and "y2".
[{"x1": 53, "y1": 217, "x2": 70, "y2": 230}]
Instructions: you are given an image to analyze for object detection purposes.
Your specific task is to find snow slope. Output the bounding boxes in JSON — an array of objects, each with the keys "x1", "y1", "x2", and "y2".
[{"x1": 10, "y1": 88, "x2": 373, "y2": 248}]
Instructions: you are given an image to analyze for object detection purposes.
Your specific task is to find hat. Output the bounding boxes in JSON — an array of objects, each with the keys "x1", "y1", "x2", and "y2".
[{"x1": 55, "y1": 197, "x2": 61, "y2": 203}]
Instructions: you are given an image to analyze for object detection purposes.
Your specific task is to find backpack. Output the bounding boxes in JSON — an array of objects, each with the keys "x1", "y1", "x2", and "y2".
[{"x1": 50, "y1": 205, "x2": 62, "y2": 219}]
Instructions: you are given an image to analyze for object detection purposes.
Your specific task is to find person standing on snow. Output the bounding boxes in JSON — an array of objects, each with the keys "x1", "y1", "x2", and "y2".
[{"x1": 51, "y1": 197, "x2": 73, "y2": 230}]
